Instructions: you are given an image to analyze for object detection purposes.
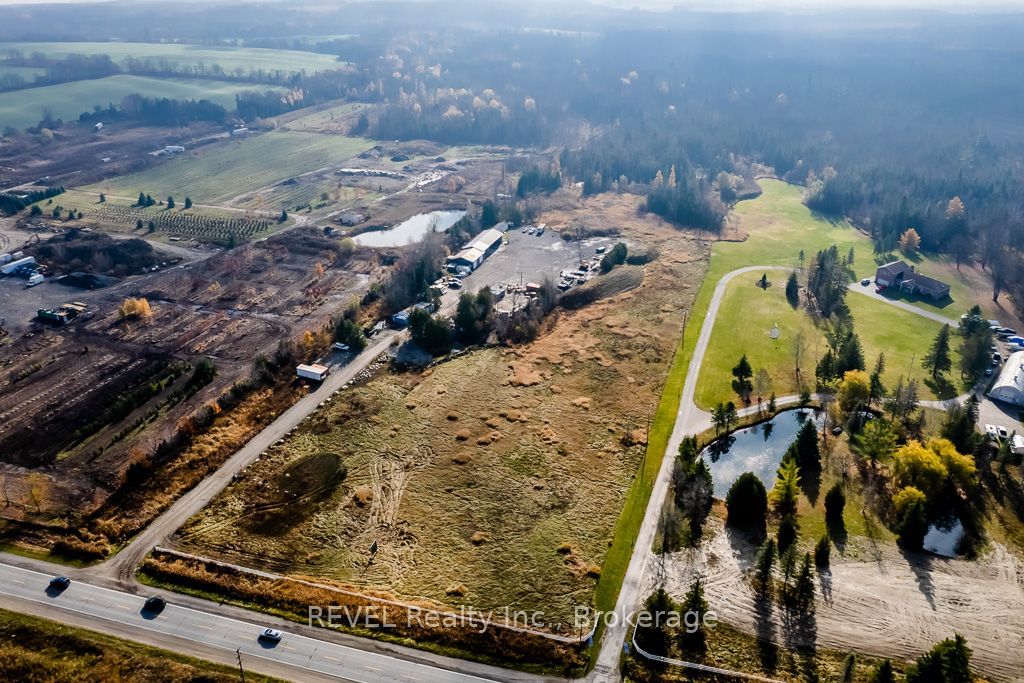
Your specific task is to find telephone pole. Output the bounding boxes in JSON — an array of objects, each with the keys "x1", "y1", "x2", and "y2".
[{"x1": 236, "y1": 649, "x2": 246, "y2": 683}]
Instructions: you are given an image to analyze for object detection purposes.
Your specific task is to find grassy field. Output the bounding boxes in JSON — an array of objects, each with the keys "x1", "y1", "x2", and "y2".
[
  {"x1": 0, "y1": 607, "x2": 280, "y2": 682},
  {"x1": 0, "y1": 41, "x2": 345, "y2": 74},
  {"x1": 84, "y1": 130, "x2": 374, "y2": 204},
  {"x1": 684, "y1": 180, "x2": 972, "y2": 411},
  {"x1": 40, "y1": 189, "x2": 286, "y2": 244},
  {"x1": 0, "y1": 75, "x2": 279, "y2": 130},
  {"x1": 172, "y1": 193, "x2": 708, "y2": 631},
  {"x1": 281, "y1": 102, "x2": 371, "y2": 133},
  {"x1": 694, "y1": 275, "x2": 961, "y2": 408}
]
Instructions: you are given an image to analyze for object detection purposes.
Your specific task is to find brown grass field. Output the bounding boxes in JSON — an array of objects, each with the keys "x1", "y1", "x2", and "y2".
[{"x1": 171, "y1": 192, "x2": 710, "y2": 630}]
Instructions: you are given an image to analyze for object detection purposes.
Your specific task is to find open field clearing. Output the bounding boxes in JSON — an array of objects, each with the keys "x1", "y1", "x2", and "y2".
[
  {"x1": 84, "y1": 131, "x2": 374, "y2": 204},
  {"x1": 231, "y1": 172, "x2": 380, "y2": 214},
  {"x1": 694, "y1": 274, "x2": 960, "y2": 408},
  {"x1": 278, "y1": 102, "x2": 371, "y2": 134},
  {"x1": 172, "y1": 192, "x2": 709, "y2": 629},
  {"x1": 42, "y1": 190, "x2": 284, "y2": 245},
  {"x1": 0, "y1": 75, "x2": 280, "y2": 131},
  {"x1": 0, "y1": 41, "x2": 346, "y2": 74}
]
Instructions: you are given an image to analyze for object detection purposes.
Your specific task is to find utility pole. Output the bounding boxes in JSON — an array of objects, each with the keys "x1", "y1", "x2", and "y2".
[{"x1": 236, "y1": 649, "x2": 246, "y2": 683}]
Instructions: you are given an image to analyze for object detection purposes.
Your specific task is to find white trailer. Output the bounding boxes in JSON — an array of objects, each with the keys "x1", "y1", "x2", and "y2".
[
  {"x1": 296, "y1": 363, "x2": 330, "y2": 381},
  {"x1": 1, "y1": 256, "x2": 36, "y2": 275},
  {"x1": 26, "y1": 273, "x2": 44, "y2": 287},
  {"x1": 0, "y1": 253, "x2": 11, "y2": 265},
  {"x1": 1013, "y1": 434, "x2": 1024, "y2": 456}
]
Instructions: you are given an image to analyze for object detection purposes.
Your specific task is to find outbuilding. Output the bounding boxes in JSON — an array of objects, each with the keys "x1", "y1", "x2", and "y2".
[{"x1": 989, "y1": 350, "x2": 1024, "y2": 406}]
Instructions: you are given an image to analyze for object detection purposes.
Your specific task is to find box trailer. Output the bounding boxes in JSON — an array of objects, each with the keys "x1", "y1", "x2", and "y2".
[
  {"x1": 1, "y1": 256, "x2": 35, "y2": 275},
  {"x1": 26, "y1": 273, "x2": 44, "y2": 287},
  {"x1": 296, "y1": 363, "x2": 330, "y2": 381}
]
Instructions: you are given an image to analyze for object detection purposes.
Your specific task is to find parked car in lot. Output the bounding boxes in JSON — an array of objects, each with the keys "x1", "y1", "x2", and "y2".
[
  {"x1": 860, "y1": 278, "x2": 871, "y2": 286},
  {"x1": 997, "y1": 426, "x2": 1010, "y2": 440},
  {"x1": 985, "y1": 367, "x2": 994, "y2": 376},
  {"x1": 259, "y1": 628, "x2": 282, "y2": 643},
  {"x1": 985, "y1": 424, "x2": 998, "y2": 440}
]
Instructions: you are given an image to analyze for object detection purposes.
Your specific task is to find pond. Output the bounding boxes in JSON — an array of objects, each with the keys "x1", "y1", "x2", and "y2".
[
  {"x1": 353, "y1": 209, "x2": 466, "y2": 247},
  {"x1": 701, "y1": 408, "x2": 825, "y2": 498},
  {"x1": 923, "y1": 516, "x2": 965, "y2": 558}
]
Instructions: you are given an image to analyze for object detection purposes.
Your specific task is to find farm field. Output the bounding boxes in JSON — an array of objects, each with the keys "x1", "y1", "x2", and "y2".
[
  {"x1": 84, "y1": 130, "x2": 374, "y2": 204},
  {"x1": 694, "y1": 273, "x2": 960, "y2": 408},
  {"x1": 41, "y1": 189, "x2": 285, "y2": 244},
  {"x1": 280, "y1": 102, "x2": 371, "y2": 134},
  {"x1": 0, "y1": 75, "x2": 280, "y2": 131},
  {"x1": 0, "y1": 41, "x2": 346, "y2": 75},
  {"x1": 171, "y1": 191, "x2": 709, "y2": 629}
]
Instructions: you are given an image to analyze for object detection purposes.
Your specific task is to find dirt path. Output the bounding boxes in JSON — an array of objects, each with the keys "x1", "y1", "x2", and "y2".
[{"x1": 661, "y1": 520, "x2": 1024, "y2": 681}]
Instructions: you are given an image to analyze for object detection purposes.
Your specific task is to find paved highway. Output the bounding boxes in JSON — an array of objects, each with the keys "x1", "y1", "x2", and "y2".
[{"x1": 0, "y1": 562, "x2": 502, "y2": 683}]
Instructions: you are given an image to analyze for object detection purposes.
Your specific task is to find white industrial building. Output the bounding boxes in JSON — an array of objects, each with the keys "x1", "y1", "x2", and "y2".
[
  {"x1": 989, "y1": 350, "x2": 1024, "y2": 406},
  {"x1": 445, "y1": 227, "x2": 505, "y2": 272}
]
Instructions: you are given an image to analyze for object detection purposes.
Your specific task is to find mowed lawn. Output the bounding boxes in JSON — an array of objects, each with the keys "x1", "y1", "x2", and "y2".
[
  {"x1": 0, "y1": 41, "x2": 345, "y2": 75},
  {"x1": 0, "y1": 75, "x2": 279, "y2": 131},
  {"x1": 84, "y1": 131, "x2": 374, "y2": 204},
  {"x1": 688, "y1": 179, "x2": 967, "y2": 410},
  {"x1": 695, "y1": 277, "x2": 961, "y2": 409}
]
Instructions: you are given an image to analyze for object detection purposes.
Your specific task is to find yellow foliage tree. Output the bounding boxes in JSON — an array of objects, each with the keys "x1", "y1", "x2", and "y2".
[
  {"x1": 893, "y1": 485, "x2": 926, "y2": 517},
  {"x1": 945, "y1": 196, "x2": 966, "y2": 221},
  {"x1": 837, "y1": 369, "x2": 871, "y2": 414},
  {"x1": 892, "y1": 437, "x2": 974, "y2": 500},
  {"x1": 118, "y1": 297, "x2": 152, "y2": 320},
  {"x1": 899, "y1": 228, "x2": 921, "y2": 254}
]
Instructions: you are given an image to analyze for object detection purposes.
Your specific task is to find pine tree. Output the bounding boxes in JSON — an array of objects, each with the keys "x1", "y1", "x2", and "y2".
[
  {"x1": 137, "y1": 192, "x2": 146, "y2": 206},
  {"x1": 792, "y1": 552, "x2": 816, "y2": 615},
  {"x1": 785, "y1": 271, "x2": 799, "y2": 307},
  {"x1": 678, "y1": 577, "x2": 709, "y2": 658},
  {"x1": 184, "y1": 196, "x2": 192, "y2": 209},
  {"x1": 923, "y1": 324, "x2": 952, "y2": 379},
  {"x1": 754, "y1": 538, "x2": 776, "y2": 598},
  {"x1": 840, "y1": 653, "x2": 857, "y2": 682},
  {"x1": 777, "y1": 514, "x2": 798, "y2": 554},
  {"x1": 166, "y1": 195, "x2": 175, "y2": 209},
  {"x1": 869, "y1": 660, "x2": 895, "y2": 683},
  {"x1": 732, "y1": 354, "x2": 754, "y2": 403}
]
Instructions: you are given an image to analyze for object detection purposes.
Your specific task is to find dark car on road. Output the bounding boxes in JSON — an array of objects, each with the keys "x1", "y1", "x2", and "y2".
[
  {"x1": 48, "y1": 576, "x2": 70, "y2": 592},
  {"x1": 143, "y1": 596, "x2": 166, "y2": 613}
]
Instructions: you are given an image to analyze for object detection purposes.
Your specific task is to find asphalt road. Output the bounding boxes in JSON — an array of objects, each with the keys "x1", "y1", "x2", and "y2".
[{"x1": 0, "y1": 562, "x2": 500, "y2": 683}]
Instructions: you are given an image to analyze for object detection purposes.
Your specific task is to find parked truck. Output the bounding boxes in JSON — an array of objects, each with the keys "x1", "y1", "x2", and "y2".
[
  {"x1": 26, "y1": 273, "x2": 44, "y2": 287},
  {"x1": 1, "y1": 256, "x2": 36, "y2": 276},
  {"x1": 296, "y1": 363, "x2": 330, "y2": 382}
]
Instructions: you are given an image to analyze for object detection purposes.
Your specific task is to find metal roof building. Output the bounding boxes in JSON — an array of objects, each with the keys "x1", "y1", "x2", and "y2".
[{"x1": 990, "y1": 350, "x2": 1024, "y2": 406}]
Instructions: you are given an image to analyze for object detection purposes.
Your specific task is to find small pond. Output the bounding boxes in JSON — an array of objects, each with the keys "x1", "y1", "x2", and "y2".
[
  {"x1": 353, "y1": 209, "x2": 466, "y2": 247},
  {"x1": 701, "y1": 408, "x2": 825, "y2": 498},
  {"x1": 923, "y1": 517, "x2": 965, "y2": 558}
]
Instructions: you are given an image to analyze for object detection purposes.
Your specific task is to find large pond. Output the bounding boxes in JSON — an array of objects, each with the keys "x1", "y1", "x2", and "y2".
[
  {"x1": 702, "y1": 408, "x2": 825, "y2": 498},
  {"x1": 353, "y1": 210, "x2": 466, "y2": 248}
]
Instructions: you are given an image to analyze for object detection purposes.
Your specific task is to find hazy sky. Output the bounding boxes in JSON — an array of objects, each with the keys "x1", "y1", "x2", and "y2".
[{"x1": 0, "y1": 0, "x2": 1021, "y2": 8}]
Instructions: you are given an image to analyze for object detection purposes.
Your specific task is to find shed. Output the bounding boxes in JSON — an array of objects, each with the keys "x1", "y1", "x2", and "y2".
[{"x1": 989, "y1": 350, "x2": 1024, "y2": 406}]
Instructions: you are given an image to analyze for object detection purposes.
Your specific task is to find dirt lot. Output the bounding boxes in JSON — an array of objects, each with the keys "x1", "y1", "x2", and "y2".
[
  {"x1": 0, "y1": 226, "x2": 371, "y2": 554},
  {"x1": 171, "y1": 191, "x2": 709, "y2": 628},
  {"x1": 659, "y1": 514, "x2": 1024, "y2": 682},
  {"x1": 0, "y1": 119, "x2": 223, "y2": 191}
]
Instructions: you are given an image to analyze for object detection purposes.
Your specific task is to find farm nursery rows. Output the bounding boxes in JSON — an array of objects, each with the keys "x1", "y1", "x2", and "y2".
[{"x1": 80, "y1": 202, "x2": 277, "y2": 243}]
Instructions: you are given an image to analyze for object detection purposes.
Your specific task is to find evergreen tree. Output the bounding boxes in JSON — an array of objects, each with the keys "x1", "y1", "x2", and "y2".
[
  {"x1": 824, "y1": 483, "x2": 846, "y2": 526},
  {"x1": 896, "y1": 496, "x2": 929, "y2": 550},
  {"x1": 771, "y1": 459, "x2": 800, "y2": 516},
  {"x1": 906, "y1": 634, "x2": 972, "y2": 683},
  {"x1": 869, "y1": 660, "x2": 896, "y2": 683},
  {"x1": 754, "y1": 538, "x2": 776, "y2": 598},
  {"x1": 279, "y1": 208, "x2": 288, "y2": 223},
  {"x1": 923, "y1": 324, "x2": 952, "y2": 379},
  {"x1": 777, "y1": 514, "x2": 798, "y2": 554},
  {"x1": 814, "y1": 534, "x2": 831, "y2": 567},
  {"x1": 841, "y1": 654, "x2": 857, "y2": 683},
  {"x1": 726, "y1": 472, "x2": 768, "y2": 531},
  {"x1": 184, "y1": 196, "x2": 192, "y2": 209},
  {"x1": 137, "y1": 192, "x2": 146, "y2": 206},
  {"x1": 99, "y1": 193, "x2": 105, "y2": 203},
  {"x1": 785, "y1": 271, "x2": 799, "y2": 308},
  {"x1": 166, "y1": 195, "x2": 175, "y2": 209},
  {"x1": 678, "y1": 577, "x2": 710, "y2": 658},
  {"x1": 732, "y1": 354, "x2": 754, "y2": 403},
  {"x1": 634, "y1": 588, "x2": 678, "y2": 657},
  {"x1": 792, "y1": 552, "x2": 816, "y2": 615}
]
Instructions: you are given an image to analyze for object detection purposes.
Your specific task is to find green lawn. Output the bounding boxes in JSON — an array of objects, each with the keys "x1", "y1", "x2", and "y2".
[
  {"x1": 84, "y1": 130, "x2": 374, "y2": 204},
  {"x1": 695, "y1": 276, "x2": 963, "y2": 408},
  {"x1": 686, "y1": 180, "x2": 968, "y2": 411},
  {"x1": 0, "y1": 75, "x2": 281, "y2": 131},
  {"x1": 0, "y1": 42, "x2": 345, "y2": 75}
]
